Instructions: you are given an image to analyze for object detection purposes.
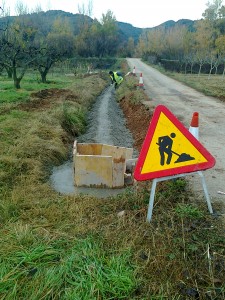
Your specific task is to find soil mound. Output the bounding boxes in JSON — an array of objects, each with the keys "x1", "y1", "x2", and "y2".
[
  {"x1": 120, "y1": 97, "x2": 153, "y2": 152},
  {"x1": 19, "y1": 88, "x2": 78, "y2": 111}
]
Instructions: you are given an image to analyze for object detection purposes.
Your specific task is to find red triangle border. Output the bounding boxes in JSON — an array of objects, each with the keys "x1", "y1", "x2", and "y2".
[{"x1": 134, "y1": 105, "x2": 216, "y2": 181}]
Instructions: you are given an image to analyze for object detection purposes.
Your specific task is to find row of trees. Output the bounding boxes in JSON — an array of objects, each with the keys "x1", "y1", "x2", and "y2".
[
  {"x1": 0, "y1": 1, "x2": 131, "y2": 88},
  {"x1": 2, "y1": 0, "x2": 224, "y2": 88},
  {"x1": 0, "y1": 15, "x2": 74, "y2": 88},
  {"x1": 136, "y1": 0, "x2": 225, "y2": 77}
]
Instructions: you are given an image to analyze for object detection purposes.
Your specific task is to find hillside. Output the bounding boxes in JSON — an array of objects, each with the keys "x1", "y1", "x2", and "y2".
[
  {"x1": 0, "y1": 10, "x2": 196, "y2": 43},
  {"x1": 153, "y1": 18, "x2": 195, "y2": 31}
]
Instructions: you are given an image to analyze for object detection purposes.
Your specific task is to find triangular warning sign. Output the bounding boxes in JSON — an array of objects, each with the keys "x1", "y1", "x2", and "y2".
[{"x1": 134, "y1": 105, "x2": 216, "y2": 181}]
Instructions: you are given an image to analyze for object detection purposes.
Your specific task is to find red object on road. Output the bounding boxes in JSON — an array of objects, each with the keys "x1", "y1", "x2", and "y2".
[
  {"x1": 136, "y1": 73, "x2": 144, "y2": 88},
  {"x1": 189, "y1": 112, "x2": 199, "y2": 140}
]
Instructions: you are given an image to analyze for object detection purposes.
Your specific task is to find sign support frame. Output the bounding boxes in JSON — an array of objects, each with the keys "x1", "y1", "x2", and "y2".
[{"x1": 147, "y1": 171, "x2": 213, "y2": 222}]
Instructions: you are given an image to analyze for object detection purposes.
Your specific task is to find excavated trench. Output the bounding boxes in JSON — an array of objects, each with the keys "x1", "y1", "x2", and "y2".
[{"x1": 50, "y1": 85, "x2": 137, "y2": 197}]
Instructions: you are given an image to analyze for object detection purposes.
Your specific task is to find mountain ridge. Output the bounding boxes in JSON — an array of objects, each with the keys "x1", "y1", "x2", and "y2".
[{"x1": 0, "y1": 10, "x2": 196, "y2": 43}]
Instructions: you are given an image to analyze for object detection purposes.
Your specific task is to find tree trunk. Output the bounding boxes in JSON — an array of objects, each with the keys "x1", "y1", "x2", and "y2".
[
  {"x1": 41, "y1": 72, "x2": 47, "y2": 83},
  {"x1": 38, "y1": 64, "x2": 51, "y2": 83},
  {"x1": 190, "y1": 63, "x2": 194, "y2": 74},
  {"x1": 12, "y1": 61, "x2": 26, "y2": 89},
  {"x1": 14, "y1": 78, "x2": 21, "y2": 89},
  {"x1": 198, "y1": 64, "x2": 203, "y2": 77},
  {"x1": 184, "y1": 63, "x2": 187, "y2": 75},
  {"x1": 208, "y1": 66, "x2": 213, "y2": 79},
  {"x1": 12, "y1": 64, "x2": 21, "y2": 89}
]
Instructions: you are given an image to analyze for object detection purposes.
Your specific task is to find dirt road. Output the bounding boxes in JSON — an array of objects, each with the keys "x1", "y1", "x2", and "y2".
[{"x1": 127, "y1": 58, "x2": 225, "y2": 208}]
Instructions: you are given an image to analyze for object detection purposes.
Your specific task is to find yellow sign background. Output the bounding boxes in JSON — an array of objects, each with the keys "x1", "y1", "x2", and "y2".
[{"x1": 141, "y1": 112, "x2": 207, "y2": 174}]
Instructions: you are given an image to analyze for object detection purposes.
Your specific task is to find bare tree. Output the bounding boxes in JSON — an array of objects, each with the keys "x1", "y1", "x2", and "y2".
[
  {"x1": 78, "y1": 0, "x2": 93, "y2": 17},
  {"x1": 0, "y1": 0, "x2": 10, "y2": 17},
  {"x1": 15, "y1": 0, "x2": 29, "y2": 16},
  {"x1": 30, "y1": 3, "x2": 44, "y2": 14}
]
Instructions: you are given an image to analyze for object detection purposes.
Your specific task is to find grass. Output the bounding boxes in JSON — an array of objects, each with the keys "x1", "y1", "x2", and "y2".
[
  {"x1": 167, "y1": 73, "x2": 225, "y2": 101},
  {"x1": 147, "y1": 62, "x2": 225, "y2": 101},
  {"x1": 0, "y1": 72, "x2": 74, "y2": 104},
  {"x1": 0, "y1": 235, "x2": 136, "y2": 299},
  {"x1": 0, "y1": 65, "x2": 225, "y2": 299},
  {"x1": 61, "y1": 102, "x2": 87, "y2": 136}
]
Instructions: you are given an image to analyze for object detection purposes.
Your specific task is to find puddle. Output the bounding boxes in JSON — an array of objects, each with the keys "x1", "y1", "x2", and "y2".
[
  {"x1": 50, "y1": 161, "x2": 127, "y2": 198},
  {"x1": 50, "y1": 86, "x2": 136, "y2": 198},
  {"x1": 50, "y1": 161, "x2": 75, "y2": 195}
]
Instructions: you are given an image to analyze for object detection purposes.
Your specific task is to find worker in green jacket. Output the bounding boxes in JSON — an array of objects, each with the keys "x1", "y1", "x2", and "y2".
[{"x1": 109, "y1": 71, "x2": 123, "y2": 89}]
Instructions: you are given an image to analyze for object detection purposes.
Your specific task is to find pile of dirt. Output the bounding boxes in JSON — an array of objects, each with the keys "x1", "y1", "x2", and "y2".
[
  {"x1": 19, "y1": 88, "x2": 78, "y2": 111},
  {"x1": 119, "y1": 96, "x2": 153, "y2": 152},
  {"x1": 30, "y1": 88, "x2": 65, "y2": 99}
]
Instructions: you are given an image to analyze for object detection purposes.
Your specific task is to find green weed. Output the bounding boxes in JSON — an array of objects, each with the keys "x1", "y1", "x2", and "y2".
[
  {"x1": 0, "y1": 89, "x2": 30, "y2": 103},
  {"x1": 156, "y1": 179, "x2": 187, "y2": 204},
  {"x1": 61, "y1": 103, "x2": 87, "y2": 136},
  {"x1": 175, "y1": 203, "x2": 204, "y2": 219},
  {"x1": 0, "y1": 237, "x2": 136, "y2": 300}
]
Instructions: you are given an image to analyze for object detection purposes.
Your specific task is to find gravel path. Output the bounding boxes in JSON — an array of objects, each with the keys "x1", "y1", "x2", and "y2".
[{"x1": 78, "y1": 85, "x2": 135, "y2": 152}]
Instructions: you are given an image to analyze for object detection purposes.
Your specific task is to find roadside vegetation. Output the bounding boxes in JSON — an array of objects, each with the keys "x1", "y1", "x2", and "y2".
[
  {"x1": 167, "y1": 73, "x2": 225, "y2": 101},
  {"x1": 149, "y1": 65, "x2": 225, "y2": 101},
  {"x1": 1, "y1": 59, "x2": 225, "y2": 299}
]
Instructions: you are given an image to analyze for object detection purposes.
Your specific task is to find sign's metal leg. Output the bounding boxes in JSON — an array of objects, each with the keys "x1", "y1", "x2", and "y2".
[
  {"x1": 147, "y1": 178, "x2": 157, "y2": 222},
  {"x1": 146, "y1": 171, "x2": 213, "y2": 222},
  {"x1": 198, "y1": 171, "x2": 213, "y2": 214}
]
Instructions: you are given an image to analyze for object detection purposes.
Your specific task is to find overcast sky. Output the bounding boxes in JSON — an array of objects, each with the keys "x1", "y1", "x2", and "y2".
[{"x1": 1, "y1": 0, "x2": 219, "y2": 28}]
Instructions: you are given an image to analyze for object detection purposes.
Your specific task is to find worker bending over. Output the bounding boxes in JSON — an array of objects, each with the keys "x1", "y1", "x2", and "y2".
[{"x1": 109, "y1": 71, "x2": 123, "y2": 89}]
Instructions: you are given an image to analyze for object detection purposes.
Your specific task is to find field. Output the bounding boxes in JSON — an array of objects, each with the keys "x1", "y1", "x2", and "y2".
[
  {"x1": 0, "y1": 68, "x2": 225, "y2": 299},
  {"x1": 158, "y1": 69, "x2": 225, "y2": 102}
]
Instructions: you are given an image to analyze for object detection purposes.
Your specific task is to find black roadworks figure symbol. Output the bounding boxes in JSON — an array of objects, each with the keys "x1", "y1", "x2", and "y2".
[{"x1": 157, "y1": 133, "x2": 195, "y2": 166}]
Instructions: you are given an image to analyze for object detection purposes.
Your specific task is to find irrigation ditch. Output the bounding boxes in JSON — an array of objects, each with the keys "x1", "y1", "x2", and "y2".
[{"x1": 50, "y1": 84, "x2": 139, "y2": 197}]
